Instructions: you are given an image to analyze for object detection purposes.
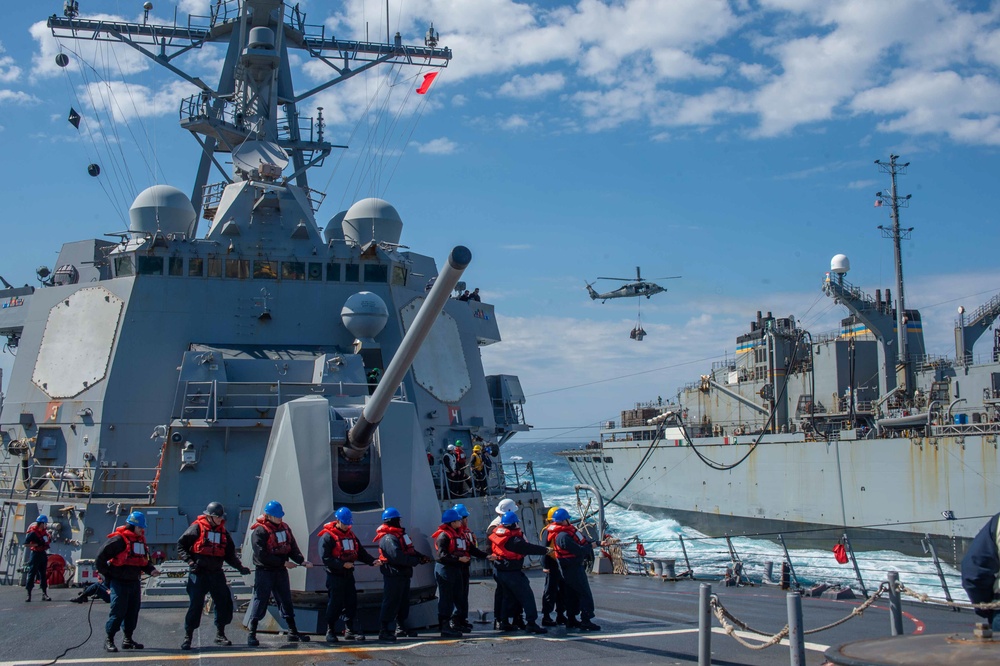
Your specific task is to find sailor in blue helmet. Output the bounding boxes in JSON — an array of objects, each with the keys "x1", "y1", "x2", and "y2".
[
  {"x1": 548, "y1": 508, "x2": 600, "y2": 631},
  {"x1": 488, "y1": 511, "x2": 550, "y2": 634},
  {"x1": 961, "y1": 511, "x2": 1000, "y2": 630},
  {"x1": 23, "y1": 514, "x2": 52, "y2": 602},
  {"x1": 448, "y1": 503, "x2": 492, "y2": 633},
  {"x1": 176, "y1": 502, "x2": 251, "y2": 650},
  {"x1": 373, "y1": 507, "x2": 431, "y2": 641},
  {"x1": 246, "y1": 500, "x2": 313, "y2": 646},
  {"x1": 432, "y1": 509, "x2": 471, "y2": 637},
  {"x1": 95, "y1": 511, "x2": 160, "y2": 652},
  {"x1": 318, "y1": 507, "x2": 377, "y2": 643}
]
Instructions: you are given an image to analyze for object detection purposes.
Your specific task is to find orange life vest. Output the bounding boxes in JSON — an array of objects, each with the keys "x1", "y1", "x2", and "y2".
[
  {"x1": 374, "y1": 524, "x2": 416, "y2": 563},
  {"x1": 253, "y1": 516, "x2": 292, "y2": 556},
  {"x1": 190, "y1": 515, "x2": 229, "y2": 558},
  {"x1": 547, "y1": 523, "x2": 589, "y2": 559},
  {"x1": 318, "y1": 522, "x2": 360, "y2": 562},
  {"x1": 460, "y1": 523, "x2": 477, "y2": 549},
  {"x1": 489, "y1": 526, "x2": 524, "y2": 561},
  {"x1": 27, "y1": 523, "x2": 50, "y2": 553},
  {"x1": 106, "y1": 526, "x2": 150, "y2": 568},
  {"x1": 431, "y1": 524, "x2": 469, "y2": 557}
]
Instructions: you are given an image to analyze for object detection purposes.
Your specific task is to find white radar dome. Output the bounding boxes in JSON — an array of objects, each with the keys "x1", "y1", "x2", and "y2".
[
  {"x1": 830, "y1": 254, "x2": 850, "y2": 275},
  {"x1": 324, "y1": 210, "x2": 347, "y2": 244},
  {"x1": 341, "y1": 291, "x2": 389, "y2": 340},
  {"x1": 129, "y1": 185, "x2": 197, "y2": 238},
  {"x1": 342, "y1": 198, "x2": 402, "y2": 246}
]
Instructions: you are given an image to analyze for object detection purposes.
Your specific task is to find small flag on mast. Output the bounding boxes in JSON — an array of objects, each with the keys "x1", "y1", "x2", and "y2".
[
  {"x1": 416, "y1": 72, "x2": 438, "y2": 95},
  {"x1": 874, "y1": 199, "x2": 883, "y2": 207}
]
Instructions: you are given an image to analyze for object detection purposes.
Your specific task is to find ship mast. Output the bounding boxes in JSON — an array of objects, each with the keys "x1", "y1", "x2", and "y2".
[{"x1": 874, "y1": 156, "x2": 913, "y2": 396}]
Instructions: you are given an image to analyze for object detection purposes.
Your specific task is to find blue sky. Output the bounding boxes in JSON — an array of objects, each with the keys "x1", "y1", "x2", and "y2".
[{"x1": 2, "y1": 0, "x2": 1000, "y2": 443}]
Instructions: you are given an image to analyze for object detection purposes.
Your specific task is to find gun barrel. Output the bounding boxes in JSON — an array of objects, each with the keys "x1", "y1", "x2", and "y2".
[{"x1": 346, "y1": 246, "x2": 472, "y2": 455}]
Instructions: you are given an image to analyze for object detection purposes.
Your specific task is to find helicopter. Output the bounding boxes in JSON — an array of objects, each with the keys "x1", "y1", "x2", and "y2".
[{"x1": 586, "y1": 266, "x2": 681, "y2": 303}]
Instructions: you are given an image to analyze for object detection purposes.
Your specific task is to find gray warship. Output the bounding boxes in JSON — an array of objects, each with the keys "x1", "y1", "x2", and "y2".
[
  {"x1": 0, "y1": 0, "x2": 544, "y2": 631},
  {"x1": 560, "y1": 155, "x2": 1000, "y2": 560}
]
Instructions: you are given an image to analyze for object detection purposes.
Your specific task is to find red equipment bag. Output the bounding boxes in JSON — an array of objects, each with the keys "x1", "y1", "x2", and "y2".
[{"x1": 832, "y1": 543, "x2": 849, "y2": 564}]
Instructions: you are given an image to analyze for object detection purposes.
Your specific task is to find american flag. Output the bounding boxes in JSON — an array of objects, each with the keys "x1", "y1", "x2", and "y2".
[{"x1": 874, "y1": 199, "x2": 883, "y2": 207}]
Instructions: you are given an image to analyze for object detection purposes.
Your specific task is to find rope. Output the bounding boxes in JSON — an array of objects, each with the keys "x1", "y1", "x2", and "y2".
[{"x1": 896, "y1": 582, "x2": 1000, "y2": 611}]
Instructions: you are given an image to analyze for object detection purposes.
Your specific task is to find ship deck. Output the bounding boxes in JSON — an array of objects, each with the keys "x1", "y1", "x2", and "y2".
[{"x1": 0, "y1": 570, "x2": 985, "y2": 666}]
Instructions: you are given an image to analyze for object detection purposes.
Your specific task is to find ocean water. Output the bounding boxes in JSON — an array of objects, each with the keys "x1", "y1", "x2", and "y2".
[{"x1": 505, "y1": 439, "x2": 966, "y2": 602}]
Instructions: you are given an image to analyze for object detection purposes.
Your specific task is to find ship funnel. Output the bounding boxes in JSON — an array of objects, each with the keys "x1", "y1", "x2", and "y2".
[{"x1": 345, "y1": 246, "x2": 472, "y2": 458}]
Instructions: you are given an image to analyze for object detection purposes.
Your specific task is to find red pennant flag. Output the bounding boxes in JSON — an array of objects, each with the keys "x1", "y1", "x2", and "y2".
[
  {"x1": 874, "y1": 199, "x2": 883, "y2": 207},
  {"x1": 416, "y1": 72, "x2": 438, "y2": 95}
]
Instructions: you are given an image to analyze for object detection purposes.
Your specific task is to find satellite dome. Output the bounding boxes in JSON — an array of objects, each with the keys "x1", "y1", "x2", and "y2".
[
  {"x1": 342, "y1": 198, "x2": 402, "y2": 246},
  {"x1": 324, "y1": 210, "x2": 347, "y2": 243},
  {"x1": 128, "y1": 185, "x2": 196, "y2": 238},
  {"x1": 341, "y1": 291, "x2": 389, "y2": 340},
  {"x1": 830, "y1": 254, "x2": 850, "y2": 275}
]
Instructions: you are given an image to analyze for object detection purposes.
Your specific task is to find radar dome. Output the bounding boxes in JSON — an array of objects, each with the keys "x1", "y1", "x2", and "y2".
[
  {"x1": 129, "y1": 185, "x2": 197, "y2": 238},
  {"x1": 341, "y1": 291, "x2": 389, "y2": 340},
  {"x1": 342, "y1": 198, "x2": 402, "y2": 246},
  {"x1": 830, "y1": 254, "x2": 850, "y2": 275},
  {"x1": 324, "y1": 210, "x2": 347, "y2": 244}
]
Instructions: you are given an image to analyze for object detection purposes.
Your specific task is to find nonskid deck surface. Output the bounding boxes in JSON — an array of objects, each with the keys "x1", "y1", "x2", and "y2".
[{"x1": 0, "y1": 572, "x2": 977, "y2": 666}]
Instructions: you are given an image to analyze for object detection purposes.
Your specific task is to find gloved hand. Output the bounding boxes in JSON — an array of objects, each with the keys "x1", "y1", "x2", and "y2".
[{"x1": 188, "y1": 560, "x2": 199, "y2": 571}]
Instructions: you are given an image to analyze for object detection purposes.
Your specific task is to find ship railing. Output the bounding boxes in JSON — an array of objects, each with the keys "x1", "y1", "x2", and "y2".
[
  {"x1": 173, "y1": 379, "x2": 404, "y2": 422},
  {"x1": 8, "y1": 462, "x2": 159, "y2": 503},
  {"x1": 503, "y1": 460, "x2": 538, "y2": 494},
  {"x1": 433, "y1": 458, "x2": 506, "y2": 501},
  {"x1": 200, "y1": 182, "x2": 226, "y2": 221}
]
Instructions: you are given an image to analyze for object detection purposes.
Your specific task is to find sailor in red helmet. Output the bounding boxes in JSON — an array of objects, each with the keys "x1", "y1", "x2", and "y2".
[
  {"x1": 319, "y1": 506, "x2": 377, "y2": 643},
  {"x1": 489, "y1": 510, "x2": 550, "y2": 634},
  {"x1": 95, "y1": 511, "x2": 160, "y2": 653},
  {"x1": 548, "y1": 508, "x2": 600, "y2": 631},
  {"x1": 176, "y1": 501, "x2": 251, "y2": 650},
  {"x1": 374, "y1": 507, "x2": 431, "y2": 641},
  {"x1": 23, "y1": 514, "x2": 52, "y2": 602},
  {"x1": 246, "y1": 500, "x2": 313, "y2": 646}
]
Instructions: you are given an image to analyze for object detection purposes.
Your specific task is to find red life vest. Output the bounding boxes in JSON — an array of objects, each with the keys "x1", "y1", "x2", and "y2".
[
  {"x1": 374, "y1": 524, "x2": 416, "y2": 563},
  {"x1": 318, "y1": 522, "x2": 360, "y2": 562},
  {"x1": 431, "y1": 524, "x2": 469, "y2": 557},
  {"x1": 547, "y1": 523, "x2": 589, "y2": 559},
  {"x1": 454, "y1": 448, "x2": 466, "y2": 467},
  {"x1": 106, "y1": 526, "x2": 150, "y2": 568},
  {"x1": 253, "y1": 516, "x2": 292, "y2": 556},
  {"x1": 460, "y1": 523, "x2": 477, "y2": 549},
  {"x1": 27, "y1": 523, "x2": 50, "y2": 553},
  {"x1": 488, "y1": 526, "x2": 524, "y2": 561},
  {"x1": 190, "y1": 515, "x2": 229, "y2": 558}
]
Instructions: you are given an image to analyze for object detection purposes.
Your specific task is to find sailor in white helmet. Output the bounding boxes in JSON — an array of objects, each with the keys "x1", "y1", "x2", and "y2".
[{"x1": 488, "y1": 499, "x2": 521, "y2": 629}]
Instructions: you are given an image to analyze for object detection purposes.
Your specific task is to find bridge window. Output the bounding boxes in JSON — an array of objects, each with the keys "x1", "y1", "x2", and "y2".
[
  {"x1": 345, "y1": 264, "x2": 360, "y2": 282},
  {"x1": 326, "y1": 263, "x2": 341, "y2": 281},
  {"x1": 168, "y1": 257, "x2": 184, "y2": 276},
  {"x1": 226, "y1": 259, "x2": 250, "y2": 279},
  {"x1": 188, "y1": 258, "x2": 204, "y2": 277},
  {"x1": 114, "y1": 255, "x2": 134, "y2": 277},
  {"x1": 207, "y1": 258, "x2": 223, "y2": 278},
  {"x1": 253, "y1": 261, "x2": 277, "y2": 279},
  {"x1": 307, "y1": 262, "x2": 323, "y2": 280},
  {"x1": 364, "y1": 264, "x2": 388, "y2": 283},
  {"x1": 137, "y1": 256, "x2": 163, "y2": 275},
  {"x1": 281, "y1": 261, "x2": 305, "y2": 280},
  {"x1": 392, "y1": 265, "x2": 407, "y2": 286}
]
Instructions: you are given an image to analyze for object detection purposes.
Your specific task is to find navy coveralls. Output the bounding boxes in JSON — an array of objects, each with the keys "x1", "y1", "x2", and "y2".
[{"x1": 177, "y1": 520, "x2": 247, "y2": 634}]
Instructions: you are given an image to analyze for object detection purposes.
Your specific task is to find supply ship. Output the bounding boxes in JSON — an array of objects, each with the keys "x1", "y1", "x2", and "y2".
[{"x1": 560, "y1": 156, "x2": 1000, "y2": 559}]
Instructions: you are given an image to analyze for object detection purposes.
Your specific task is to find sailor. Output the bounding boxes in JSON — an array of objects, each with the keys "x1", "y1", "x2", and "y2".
[
  {"x1": 458, "y1": 290, "x2": 471, "y2": 301},
  {"x1": 374, "y1": 507, "x2": 431, "y2": 641},
  {"x1": 246, "y1": 500, "x2": 314, "y2": 646},
  {"x1": 488, "y1": 498, "x2": 522, "y2": 630},
  {"x1": 433, "y1": 508, "x2": 469, "y2": 638},
  {"x1": 176, "y1": 502, "x2": 250, "y2": 650},
  {"x1": 548, "y1": 508, "x2": 600, "y2": 631},
  {"x1": 470, "y1": 288, "x2": 481, "y2": 302},
  {"x1": 961, "y1": 511, "x2": 1000, "y2": 630},
  {"x1": 540, "y1": 507, "x2": 567, "y2": 626},
  {"x1": 95, "y1": 511, "x2": 160, "y2": 653},
  {"x1": 450, "y1": 503, "x2": 492, "y2": 632},
  {"x1": 23, "y1": 514, "x2": 52, "y2": 602},
  {"x1": 470, "y1": 444, "x2": 492, "y2": 495},
  {"x1": 319, "y1": 507, "x2": 377, "y2": 643},
  {"x1": 489, "y1": 511, "x2": 550, "y2": 634},
  {"x1": 443, "y1": 443, "x2": 470, "y2": 498},
  {"x1": 70, "y1": 573, "x2": 111, "y2": 604}
]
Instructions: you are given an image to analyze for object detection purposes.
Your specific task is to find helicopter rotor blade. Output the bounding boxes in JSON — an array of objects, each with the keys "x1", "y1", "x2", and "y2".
[
  {"x1": 649, "y1": 276, "x2": 682, "y2": 280},
  {"x1": 597, "y1": 277, "x2": 632, "y2": 281}
]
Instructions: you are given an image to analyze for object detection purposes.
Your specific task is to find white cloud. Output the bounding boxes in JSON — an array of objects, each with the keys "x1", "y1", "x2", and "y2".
[
  {"x1": 80, "y1": 79, "x2": 198, "y2": 122},
  {"x1": 0, "y1": 90, "x2": 39, "y2": 105},
  {"x1": 415, "y1": 137, "x2": 458, "y2": 154},
  {"x1": 499, "y1": 114, "x2": 531, "y2": 131},
  {"x1": 0, "y1": 41, "x2": 21, "y2": 83},
  {"x1": 497, "y1": 73, "x2": 566, "y2": 99}
]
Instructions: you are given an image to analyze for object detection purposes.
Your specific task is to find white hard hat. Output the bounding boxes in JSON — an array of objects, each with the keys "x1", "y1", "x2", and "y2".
[
  {"x1": 495, "y1": 498, "x2": 518, "y2": 515},
  {"x1": 447, "y1": 444, "x2": 456, "y2": 452}
]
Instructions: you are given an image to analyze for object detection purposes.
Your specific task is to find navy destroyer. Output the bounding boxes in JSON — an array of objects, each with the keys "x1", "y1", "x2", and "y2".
[
  {"x1": 560, "y1": 155, "x2": 1000, "y2": 560},
  {"x1": 0, "y1": 0, "x2": 544, "y2": 632}
]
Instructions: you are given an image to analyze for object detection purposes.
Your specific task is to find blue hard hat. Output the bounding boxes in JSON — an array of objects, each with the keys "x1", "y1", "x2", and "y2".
[
  {"x1": 126, "y1": 511, "x2": 147, "y2": 529},
  {"x1": 442, "y1": 509, "x2": 462, "y2": 523},
  {"x1": 264, "y1": 500, "x2": 284, "y2": 518},
  {"x1": 501, "y1": 511, "x2": 519, "y2": 526},
  {"x1": 335, "y1": 507, "x2": 353, "y2": 525},
  {"x1": 36, "y1": 514, "x2": 49, "y2": 524},
  {"x1": 452, "y1": 503, "x2": 469, "y2": 518},
  {"x1": 382, "y1": 507, "x2": 401, "y2": 521},
  {"x1": 551, "y1": 508, "x2": 570, "y2": 522}
]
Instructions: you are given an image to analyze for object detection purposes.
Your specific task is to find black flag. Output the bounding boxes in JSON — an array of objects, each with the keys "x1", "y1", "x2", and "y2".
[{"x1": 68, "y1": 108, "x2": 81, "y2": 129}]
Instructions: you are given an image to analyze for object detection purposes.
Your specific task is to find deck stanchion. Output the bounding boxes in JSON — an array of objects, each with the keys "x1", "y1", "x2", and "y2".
[
  {"x1": 787, "y1": 592, "x2": 806, "y2": 666},
  {"x1": 922, "y1": 533, "x2": 955, "y2": 605},
  {"x1": 679, "y1": 534, "x2": 693, "y2": 577},
  {"x1": 887, "y1": 571, "x2": 904, "y2": 635},
  {"x1": 698, "y1": 583, "x2": 712, "y2": 666},
  {"x1": 844, "y1": 533, "x2": 868, "y2": 598}
]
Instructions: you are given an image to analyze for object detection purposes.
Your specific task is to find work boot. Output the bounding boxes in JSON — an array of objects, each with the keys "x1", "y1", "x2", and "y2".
[
  {"x1": 396, "y1": 626, "x2": 417, "y2": 638},
  {"x1": 453, "y1": 619, "x2": 473, "y2": 632},
  {"x1": 214, "y1": 630, "x2": 231, "y2": 646},
  {"x1": 541, "y1": 614, "x2": 557, "y2": 627},
  {"x1": 41, "y1": 593, "x2": 52, "y2": 601},
  {"x1": 121, "y1": 636, "x2": 144, "y2": 650},
  {"x1": 525, "y1": 622, "x2": 548, "y2": 634},
  {"x1": 25, "y1": 590, "x2": 30, "y2": 602},
  {"x1": 512, "y1": 617, "x2": 527, "y2": 631},
  {"x1": 555, "y1": 613, "x2": 567, "y2": 625},
  {"x1": 180, "y1": 634, "x2": 193, "y2": 650},
  {"x1": 565, "y1": 617, "x2": 581, "y2": 629},
  {"x1": 343, "y1": 628, "x2": 364, "y2": 641},
  {"x1": 286, "y1": 618, "x2": 311, "y2": 642},
  {"x1": 325, "y1": 630, "x2": 339, "y2": 643},
  {"x1": 497, "y1": 620, "x2": 515, "y2": 632},
  {"x1": 378, "y1": 628, "x2": 397, "y2": 642},
  {"x1": 440, "y1": 617, "x2": 462, "y2": 638},
  {"x1": 70, "y1": 594, "x2": 87, "y2": 604},
  {"x1": 247, "y1": 621, "x2": 260, "y2": 647},
  {"x1": 578, "y1": 619, "x2": 601, "y2": 632},
  {"x1": 105, "y1": 634, "x2": 118, "y2": 653}
]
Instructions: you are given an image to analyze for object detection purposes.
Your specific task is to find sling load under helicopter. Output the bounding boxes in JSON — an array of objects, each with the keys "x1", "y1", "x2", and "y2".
[{"x1": 585, "y1": 267, "x2": 680, "y2": 340}]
